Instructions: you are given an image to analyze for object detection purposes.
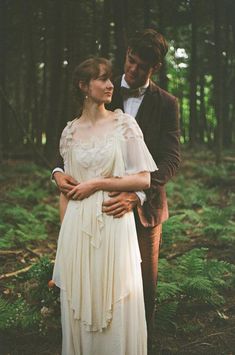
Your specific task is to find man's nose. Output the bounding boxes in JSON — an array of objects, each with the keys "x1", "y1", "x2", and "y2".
[{"x1": 130, "y1": 64, "x2": 138, "y2": 73}]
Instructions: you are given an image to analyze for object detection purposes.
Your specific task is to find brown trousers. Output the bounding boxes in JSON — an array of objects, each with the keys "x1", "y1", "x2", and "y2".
[{"x1": 135, "y1": 214, "x2": 162, "y2": 348}]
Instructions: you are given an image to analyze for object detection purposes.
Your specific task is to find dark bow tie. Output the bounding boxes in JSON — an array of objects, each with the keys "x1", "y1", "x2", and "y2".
[{"x1": 120, "y1": 86, "x2": 146, "y2": 99}]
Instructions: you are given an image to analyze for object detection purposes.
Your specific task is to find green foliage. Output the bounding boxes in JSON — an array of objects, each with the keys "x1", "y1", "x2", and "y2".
[
  {"x1": 0, "y1": 204, "x2": 47, "y2": 248},
  {"x1": 1, "y1": 157, "x2": 234, "y2": 343},
  {"x1": 0, "y1": 296, "x2": 39, "y2": 331},
  {"x1": 0, "y1": 164, "x2": 59, "y2": 249},
  {"x1": 167, "y1": 176, "x2": 220, "y2": 208},
  {"x1": 156, "y1": 248, "x2": 235, "y2": 330},
  {"x1": 162, "y1": 214, "x2": 189, "y2": 246},
  {"x1": 0, "y1": 257, "x2": 60, "y2": 334},
  {"x1": 33, "y1": 204, "x2": 59, "y2": 225},
  {"x1": 7, "y1": 184, "x2": 47, "y2": 204}
]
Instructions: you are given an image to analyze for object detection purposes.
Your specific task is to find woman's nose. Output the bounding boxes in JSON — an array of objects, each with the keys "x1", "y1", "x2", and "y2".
[{"x1": 107, "y1": 79, "x2": 114, "y2": 88}]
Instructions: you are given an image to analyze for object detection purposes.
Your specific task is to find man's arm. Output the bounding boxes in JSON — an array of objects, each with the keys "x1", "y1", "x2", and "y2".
[
  {"x1": 52, "y1": 154, "x2": 78, "y2": 194},
  {"x1": 145, "y1": 96, "x2": 181, "y2": 201},
  {"x1": 103, "y1": 95, "x2": 180, "y2": 219}
]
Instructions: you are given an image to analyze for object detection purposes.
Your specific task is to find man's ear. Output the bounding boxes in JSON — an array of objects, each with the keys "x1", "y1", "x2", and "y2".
[{"x1": 152, "y1": 63, "x2": 162, "y2": 73}]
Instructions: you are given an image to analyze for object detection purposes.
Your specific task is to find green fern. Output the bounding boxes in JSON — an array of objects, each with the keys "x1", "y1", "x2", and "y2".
[
  {"x1": 33, "y1": 204, "x2": 59, "y2": 225},
  {"x1": 157, "y1": 282, "x2": 181, "y2": 302},
  {"x1": 0, "y1": 296, "x2": 39, "y2": 331},
  {"x1": 155, "y1": 302, "x2": 178, "y2": 330},
  {"x1": 0, "y1": 204, "x2": 49, "y2": 248},
  {"x1": 0, "y1": 258, "x2": 60, "y2": 334},
  {"x1": 156, "y1": 248, "x2": 235, "y2": 330}
]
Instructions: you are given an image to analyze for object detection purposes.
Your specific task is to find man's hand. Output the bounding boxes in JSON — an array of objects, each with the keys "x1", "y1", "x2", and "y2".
[
  {"x1": 102, "y1": 192, "x2": 140, "y2": 218},
  {"x1": 53, "y1": 171, "x2": 78, "y2": 194}
]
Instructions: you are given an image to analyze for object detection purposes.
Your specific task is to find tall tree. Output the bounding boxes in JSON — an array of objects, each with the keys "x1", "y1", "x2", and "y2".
[
  {"x1": 101, "y1": 0, "x2": 112, "y2": 57},
  {"x1": 112, "y1": 0, "x2": 128, "y2": 73},
  {"x1": 189, "y1": 0, "x2": 198, "y2": 145},
  {"x1": 214, "y1": 0, "x2": 223, "y2": 163},
  {"x1": 0, "y1": 0, "x2": 9, "y2": 160},
  {"x1": 45, "y1": 0, "x2": 64, "y2": 160}
]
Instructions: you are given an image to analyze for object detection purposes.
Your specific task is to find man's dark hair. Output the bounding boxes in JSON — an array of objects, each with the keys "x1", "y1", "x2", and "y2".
[{"x1": 128, "y1": 28, "x2": 168, "y2": 67}]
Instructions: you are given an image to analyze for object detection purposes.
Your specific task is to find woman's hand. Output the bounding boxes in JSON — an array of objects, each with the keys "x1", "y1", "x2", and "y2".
[{"x1": 66, "y1": 180, "x2": 98, "y2": 200}]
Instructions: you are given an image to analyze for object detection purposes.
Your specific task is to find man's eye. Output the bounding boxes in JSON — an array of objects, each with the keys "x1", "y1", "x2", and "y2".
[{"x1": 140, "y1": 65, "x2": 149, "y2": 71}]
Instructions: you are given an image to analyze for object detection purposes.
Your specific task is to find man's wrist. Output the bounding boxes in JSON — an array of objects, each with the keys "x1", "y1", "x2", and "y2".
[
  {"x1": 51, "y1": 168, "x2": 64, "y2": 183},
  {"x1": 51, "y1": 168, "x2": 64, "y2": 182}
]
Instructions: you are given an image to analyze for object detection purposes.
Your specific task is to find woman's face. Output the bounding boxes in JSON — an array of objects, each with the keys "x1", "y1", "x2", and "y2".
[{"x1": 87, "y1": 64, "x2": 114, "y2": 104}]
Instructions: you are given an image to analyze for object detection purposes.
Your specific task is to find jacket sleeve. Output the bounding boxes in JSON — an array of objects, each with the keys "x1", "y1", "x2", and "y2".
[
  {"x1": 151, "y1": 97, "x2": 180, "y2": 184},
  {"x1": 144, "y1": 95, "x2": 181, "y2": 216}
]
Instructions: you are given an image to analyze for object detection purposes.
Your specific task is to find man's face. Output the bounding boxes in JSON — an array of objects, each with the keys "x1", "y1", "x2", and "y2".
[{"x1": 124, "y1": 48, "x2": 155, "y2": 89}]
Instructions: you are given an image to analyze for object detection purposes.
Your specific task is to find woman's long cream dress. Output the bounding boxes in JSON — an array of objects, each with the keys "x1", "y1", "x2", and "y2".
[{"x1": 52, "y1": 109, "x2": 157, "y2": 355}]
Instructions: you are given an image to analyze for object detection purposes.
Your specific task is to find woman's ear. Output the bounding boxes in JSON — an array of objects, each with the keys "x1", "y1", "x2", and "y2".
[{"x1": 78, "y1": 80, "x2": 88, "y2": 94}]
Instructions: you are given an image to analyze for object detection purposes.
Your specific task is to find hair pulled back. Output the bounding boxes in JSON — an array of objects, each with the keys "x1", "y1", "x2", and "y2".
[{"x1": 73, "y1": 57, "x2": 112, "y2": 107}]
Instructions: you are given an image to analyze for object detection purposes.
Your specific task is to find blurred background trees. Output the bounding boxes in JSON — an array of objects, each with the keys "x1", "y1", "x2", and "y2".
[{"x1": 0, "y1": 0, "x2": 234, "y2": 163}]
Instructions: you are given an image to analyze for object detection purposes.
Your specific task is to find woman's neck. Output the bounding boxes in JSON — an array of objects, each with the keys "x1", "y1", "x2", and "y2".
[{"x1": 81, "y1": 101, "x2": 109, "y2": 124}]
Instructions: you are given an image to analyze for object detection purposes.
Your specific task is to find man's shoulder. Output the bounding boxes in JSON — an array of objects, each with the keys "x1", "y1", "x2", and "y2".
[{"x1": 149, "y1": 80, "x2": 177, "y2": 103}]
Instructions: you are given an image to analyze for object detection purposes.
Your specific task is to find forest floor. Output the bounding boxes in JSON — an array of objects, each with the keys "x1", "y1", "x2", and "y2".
[{"x1": 0, "y1": 148, "x2": 235, "y2": 355}]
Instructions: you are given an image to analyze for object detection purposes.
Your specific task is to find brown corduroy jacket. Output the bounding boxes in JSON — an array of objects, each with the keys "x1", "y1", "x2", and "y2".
[{"x1": 108, "y1": 77, "x2": 181, "y2": 227}]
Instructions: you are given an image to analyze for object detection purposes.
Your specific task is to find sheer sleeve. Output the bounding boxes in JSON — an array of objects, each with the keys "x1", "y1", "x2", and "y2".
[
  {"x1": 59, "y1": 120, "x2": 75, "y2": 160},
  {"x1": 119, "y1": 113, "x2": 158, "y2": 175}
]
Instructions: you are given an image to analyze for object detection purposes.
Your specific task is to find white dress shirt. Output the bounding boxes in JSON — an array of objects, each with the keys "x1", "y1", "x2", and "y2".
[
  {"x1": 121, "y1": 75, "x2": 149, "y2": 205},
  {"x1": 121, "y1": 75, "x2": 149, "y2": 118}
]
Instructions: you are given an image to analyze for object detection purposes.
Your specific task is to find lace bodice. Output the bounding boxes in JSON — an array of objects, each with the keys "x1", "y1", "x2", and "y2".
[{"x1": 59, "y1": 109, "x2": 157, "y2": 181}]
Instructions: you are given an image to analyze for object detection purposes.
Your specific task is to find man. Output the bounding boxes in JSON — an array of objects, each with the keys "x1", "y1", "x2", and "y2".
[{"x1": 53, "y1": 29, "x2": 180, "y2": 352}]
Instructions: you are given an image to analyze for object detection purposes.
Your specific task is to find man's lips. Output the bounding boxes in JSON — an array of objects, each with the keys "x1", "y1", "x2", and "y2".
[{"x1": 126, "y1": 72, "x2": 135, "y2": 80}]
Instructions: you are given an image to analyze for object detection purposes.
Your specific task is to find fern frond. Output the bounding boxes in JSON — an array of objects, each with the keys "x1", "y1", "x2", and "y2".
[{"x1": 157, "y1": 282, "x2": 182, "y2": 302}]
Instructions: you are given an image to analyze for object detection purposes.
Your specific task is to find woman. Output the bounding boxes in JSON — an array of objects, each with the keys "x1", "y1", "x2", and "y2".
[{"x1": 52, "y1": 57, "x2": 157, "y2": 355}]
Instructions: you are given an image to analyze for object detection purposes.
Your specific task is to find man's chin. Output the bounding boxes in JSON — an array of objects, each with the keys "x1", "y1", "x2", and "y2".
[{"x1": 124, "y1": 75, "x2": 140, "y2": 89}]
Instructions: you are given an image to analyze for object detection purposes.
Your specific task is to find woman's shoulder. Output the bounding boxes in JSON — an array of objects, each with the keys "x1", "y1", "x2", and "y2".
[
  {"x1": 114, "y1": 109, "x2": 135, "y2": 122},
  {"x1": 114, "y1": 109, "x2": 143, "y2": 138},
  {"x1": 61, "y1": 117, "x2": 78, "y2": 136}
]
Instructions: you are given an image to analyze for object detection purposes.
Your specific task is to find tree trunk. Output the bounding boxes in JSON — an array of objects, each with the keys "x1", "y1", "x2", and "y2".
[
  {"x1": 101, "y1": 0, "x2": 111, "y2": 57},
  {"x1": 158, "y1": 0, "x2": 168, "y2": 90},
  {"x1": 143, "y1": 0, "x2": 150, "y2": 27},
  {"x1": 222, "y1": 8, "x2": 232, "y2": 147},
  {"x1": 199, "y1": 73, "x2": 207, "y2": 143},
  {"x1": 112, "y1": 0, "x2": 128, "y2": 74},
  {"x1": 214, "y1": 0, "x2": 223, "y2": 163},
  {"x1": 45, "y1": 0, "x2": 63, "y2": 161},
  {"x1": 24, "y1": 2, "x2": 40, "y2": 154},
  {"x1": 0, "y1": 0, "x2": 8, "y2": 160},
  {"x1": 189, "y1": 0, "x2": 198, "y2": 146}
]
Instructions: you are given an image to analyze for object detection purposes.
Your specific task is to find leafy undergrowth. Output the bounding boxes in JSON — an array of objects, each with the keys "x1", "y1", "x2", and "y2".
[{"x1": 0, "y1": 149, "x2": 235, "y2": 355}]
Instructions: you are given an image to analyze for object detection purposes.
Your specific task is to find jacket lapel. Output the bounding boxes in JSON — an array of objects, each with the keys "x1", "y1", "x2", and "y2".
[
  {"x1": 135, "y1": 81, "x2": 160, "y2": 132},
  {"x1": 111, "y1": 77, "x2": 124, "y2": 111}
]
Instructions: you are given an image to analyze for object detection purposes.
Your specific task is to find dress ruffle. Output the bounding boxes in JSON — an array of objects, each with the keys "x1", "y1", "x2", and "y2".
[{"x1": 53, "y1": 194, "x2": 140, "y2": 332}]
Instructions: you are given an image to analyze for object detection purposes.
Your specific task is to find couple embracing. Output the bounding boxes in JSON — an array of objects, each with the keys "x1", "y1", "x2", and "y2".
[{"x1": 52, "y1": 29, "x2": 180, "y2": 355}]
